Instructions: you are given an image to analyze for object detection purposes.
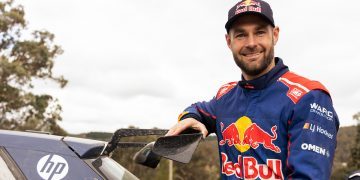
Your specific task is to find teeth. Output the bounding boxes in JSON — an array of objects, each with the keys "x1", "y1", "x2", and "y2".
[{"x1": 245, "y1": 53, "x2": 260, "y2": 57}]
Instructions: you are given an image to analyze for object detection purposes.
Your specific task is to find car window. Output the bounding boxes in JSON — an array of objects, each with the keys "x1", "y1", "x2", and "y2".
[
  {"x1": 86, "y1": 156, "x2": 139, "y2": 180},
  {"x1": 0, "y1": 147, "x2": 25, "y2": 180},
  {"x1": 0, "y1": 155, "x2": 16, "y2": 180}
]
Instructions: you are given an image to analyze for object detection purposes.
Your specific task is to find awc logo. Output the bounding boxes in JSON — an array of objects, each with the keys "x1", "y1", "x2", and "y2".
[{"x1": 37, "y1": 154, "x2": 69, "y2": 180}]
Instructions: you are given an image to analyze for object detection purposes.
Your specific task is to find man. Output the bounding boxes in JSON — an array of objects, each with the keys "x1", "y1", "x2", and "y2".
[{"x1": 166, "y1": 0, "x2": 339, "y2": 179}]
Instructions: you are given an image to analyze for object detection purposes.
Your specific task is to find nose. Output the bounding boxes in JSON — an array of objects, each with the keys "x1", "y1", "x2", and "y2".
[{"x1": 245, "y1": 34, "x2": 257, "y2": 49}]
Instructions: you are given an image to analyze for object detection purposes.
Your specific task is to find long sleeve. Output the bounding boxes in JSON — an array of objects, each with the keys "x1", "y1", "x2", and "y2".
[
  {"x1": 286, "y1": 90, "x2": 339, "y2": 179},
  {"x1": 178, "y1": 97, "x2": 217, "y2": 134},
  {"x1": 177, "y1": 82, "x2": 237, "y2": 134}
]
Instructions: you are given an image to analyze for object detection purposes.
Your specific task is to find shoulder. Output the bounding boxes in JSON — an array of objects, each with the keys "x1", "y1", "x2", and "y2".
[
  {"x1": 278, "y1": 71, "x2": 330, "y2": 104},
  {"x1": 216, "y1": 81, "x2": 238, "y2": 100}
]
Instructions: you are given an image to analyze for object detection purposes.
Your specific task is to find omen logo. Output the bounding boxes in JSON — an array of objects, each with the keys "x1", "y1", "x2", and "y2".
[
  {"x1": 301, "y1": 143, "x2": 330, "y2": 158},
  {"x1": 37, "y1": 154, "x2": 69, "y2": 180}
]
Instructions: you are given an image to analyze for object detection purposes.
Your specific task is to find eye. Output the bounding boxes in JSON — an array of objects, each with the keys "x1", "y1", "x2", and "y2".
[
  {"x1": 235, "y1": 33, "x2": 246, "y2": 39},
  {"x1": 256, "y1": 30, "x2": 266, "y2": 36}
]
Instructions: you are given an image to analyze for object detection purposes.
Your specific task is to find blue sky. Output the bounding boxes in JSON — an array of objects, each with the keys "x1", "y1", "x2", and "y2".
[{"x1": 16, "y1": 0, "x2": 360, "y2": 133}]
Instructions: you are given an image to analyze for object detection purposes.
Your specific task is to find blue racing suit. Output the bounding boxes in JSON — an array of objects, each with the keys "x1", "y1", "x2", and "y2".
[{"x1": 178, "y1": 58, "x2": 339, "y2": 179}]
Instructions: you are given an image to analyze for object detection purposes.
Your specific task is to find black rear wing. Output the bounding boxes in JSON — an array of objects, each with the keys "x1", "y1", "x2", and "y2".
[
  {"x1": 101, "y1": 128, "x2": 203, "y2": 168},
  {"x1": 102, "y1": 129, "x2": 168, "y2": 156}
]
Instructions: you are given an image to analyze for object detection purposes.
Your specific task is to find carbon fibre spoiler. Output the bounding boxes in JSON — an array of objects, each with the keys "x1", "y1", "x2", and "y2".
[{"x1": 101, "y1": 128, "x2": 203, "y2": 168}]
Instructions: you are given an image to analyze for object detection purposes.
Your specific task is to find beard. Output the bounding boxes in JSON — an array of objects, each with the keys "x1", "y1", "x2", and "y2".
[{"x1": 233, "y1": 45, "x2": 274, "y2": 77}]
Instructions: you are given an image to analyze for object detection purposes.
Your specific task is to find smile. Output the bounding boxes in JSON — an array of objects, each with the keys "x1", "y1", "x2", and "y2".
[{"x1": 243, "y1": 52, "x2": 262, "y2": 59}]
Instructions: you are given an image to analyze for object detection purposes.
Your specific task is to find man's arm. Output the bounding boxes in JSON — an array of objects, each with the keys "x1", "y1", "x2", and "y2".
[
  {"x1": 166, "y1": 81, "x2": 237, "y2": 137},
  {"x1": 166, "y1": 98, "x2": 217, "y2": 138},
  {"x1": 287, "y1": 90, "x2": 339, "y2": 179}
]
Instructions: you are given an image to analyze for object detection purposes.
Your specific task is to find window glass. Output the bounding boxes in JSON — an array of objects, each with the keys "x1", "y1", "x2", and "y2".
[
  {"x1": 0, "y1": 150, "x2": 16, "y2": 180},
  {"x1": 86, "y1": 156, "x2": 139, "y2": 180}
]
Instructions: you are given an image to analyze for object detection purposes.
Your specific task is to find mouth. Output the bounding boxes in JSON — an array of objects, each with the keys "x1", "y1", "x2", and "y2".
[{"x1": 241, "y1": 52, "x2": 262, "y2": 60}]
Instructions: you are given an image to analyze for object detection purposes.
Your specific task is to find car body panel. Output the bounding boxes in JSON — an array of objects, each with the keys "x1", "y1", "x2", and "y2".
[{"x1": 0, "y1": 130, "x2": 75, "y2": 157}]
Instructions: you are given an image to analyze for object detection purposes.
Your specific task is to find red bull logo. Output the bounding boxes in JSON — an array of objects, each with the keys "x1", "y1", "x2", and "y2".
[
  {"x1": 235, "y1": 0, "x2": 262, "y2": 15},
  {"x1": 236, "y1": 0, "x2": 260, "y2": 10},
  {"x1": 222, "y1": 153, "x2": 284, "y2": 179},
  {"x1": 219, "y1": 116, "x2": 281, "y2": 153}
]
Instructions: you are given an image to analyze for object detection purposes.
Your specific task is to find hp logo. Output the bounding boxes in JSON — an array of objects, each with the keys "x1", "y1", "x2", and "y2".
[{"x1": 37, "y1": 154, "x2": 69, "y2": 180}]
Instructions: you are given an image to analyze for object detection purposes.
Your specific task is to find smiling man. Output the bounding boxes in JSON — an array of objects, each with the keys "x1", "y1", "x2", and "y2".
[
  {"x1": 226, "y1": 13, "x2": 277, "y2": 81},
  {"x1": 166, "y1": 0, "x2": 339, "y2": 179}
]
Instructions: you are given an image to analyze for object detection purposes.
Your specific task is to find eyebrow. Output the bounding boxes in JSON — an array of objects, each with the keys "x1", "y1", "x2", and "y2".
[
  {"x1": 232, "y1": 24, "x2": 269, "y2": 34},
  {"x1": 255, "y1": 24, "x2": 268, "y2": 30}
]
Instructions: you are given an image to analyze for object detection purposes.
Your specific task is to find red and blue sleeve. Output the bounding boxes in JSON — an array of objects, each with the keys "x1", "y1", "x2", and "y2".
[
  {"x1": 287, "y1": 90, "x2": 339, "y2": 179},
  {"x1": 177, "y1": 82, "x2": 237, "y2": 134},
  {"x1": 178, "y1": 97, "x2": 217, "y2": 134}
]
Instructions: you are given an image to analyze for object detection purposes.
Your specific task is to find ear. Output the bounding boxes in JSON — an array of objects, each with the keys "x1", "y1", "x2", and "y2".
[
  {"x1": 225, "y1": 33, "x2": 232, "y2": 49},
  {"x1": 272, "y1": 26, "x2": 280, "y2": 45}
]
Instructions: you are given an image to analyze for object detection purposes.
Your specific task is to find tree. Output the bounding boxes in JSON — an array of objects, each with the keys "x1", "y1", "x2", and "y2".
[
  {"x1": 0, "y1": 0, "x2": 67, "y2": 135},
  {"x1": 349, "y1": 112, "x2": 360, "y2": 170}
]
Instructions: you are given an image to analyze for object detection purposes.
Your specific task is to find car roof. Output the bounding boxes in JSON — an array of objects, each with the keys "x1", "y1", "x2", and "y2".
[{"x1": 0, "y1": 130, "x2": 106, "y2": 158}]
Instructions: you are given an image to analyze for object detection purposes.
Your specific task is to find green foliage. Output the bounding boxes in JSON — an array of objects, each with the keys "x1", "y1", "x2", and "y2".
[
  {"x1": 85, "y1": 132, "x2": 113, "y2": 141},
  {"x1": 0, "y1": 0, "x2": 67, "y2": 135},
  {"x1": 353, "y1": 112, "x2": 360, "y2": 121},
  {"x1": 349, "y1": 112, "x2": 360, "y2": 171},
  {"x1": 172, "y1": 139, "x2": 219, "y2": 180},
  {"x1": 331, "y1": 125, "x2": 357, "y2": 179}
]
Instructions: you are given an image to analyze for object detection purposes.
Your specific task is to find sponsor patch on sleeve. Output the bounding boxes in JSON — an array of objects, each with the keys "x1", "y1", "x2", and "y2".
[
  {"x1": 216, "y1": 82, "x2": 237, "y2": 100},
  {"x1": 300, "y1": 143, "x2": 330, "y2": 158},
  {"x1": 278, "y1": 72, "x2": 330, "y2": 104},
  {"x1": 309, "y1": 102, "x2": 334, "y2": 121},
  {"x1": 303, "y1": 122, "x2": 334, "y2": 140}
]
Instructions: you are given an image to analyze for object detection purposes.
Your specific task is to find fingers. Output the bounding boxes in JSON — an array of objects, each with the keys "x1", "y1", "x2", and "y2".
[
  {"x1": 165, "y1": 120, "x2": 188, "y2": 136},
  {"x1": 165, "y1": 118, "x2": 208, "y2": 138},
  {"x1": 165, "y1": 128, "x2": 175, "y2": 136},
  {"x1": 190, "y1": 122, "x2": 208, "y2": 139}
]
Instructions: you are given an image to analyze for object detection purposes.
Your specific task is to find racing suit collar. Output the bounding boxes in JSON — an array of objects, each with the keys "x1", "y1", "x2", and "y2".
[{"x1": 239, "y1": 57, "x2": 289, "y2": 90}]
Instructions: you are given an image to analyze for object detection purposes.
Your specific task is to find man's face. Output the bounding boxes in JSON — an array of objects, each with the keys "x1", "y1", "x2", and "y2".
[{"x1": 226, "y1": 14, "x2": 279, "y2": 80}]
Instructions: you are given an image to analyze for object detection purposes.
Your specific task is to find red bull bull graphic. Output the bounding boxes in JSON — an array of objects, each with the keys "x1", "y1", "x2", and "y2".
[
  {"x1": 219, "y1": 116, "x2": 281, "y2": 153},
  {"x1": 236, "y1": 0, "x2": 260, "y2": 9},
  {"x1": 219, "y1": 123, "x2": 241, "y2": 146},
  {"x1": 243, "y1": 123, "x2": 281, "y2": 153},
  {"x1": 235, "y1": 0, "x2": 262, "y2": 15},
  {"x1": 222, "y1": 153, "x2": 283, "y2": 179}
]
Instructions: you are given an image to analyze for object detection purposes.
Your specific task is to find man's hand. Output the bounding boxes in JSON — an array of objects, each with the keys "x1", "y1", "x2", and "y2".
[{"x1": 165, "y1": 118, "x2": 208, "y2": 138}]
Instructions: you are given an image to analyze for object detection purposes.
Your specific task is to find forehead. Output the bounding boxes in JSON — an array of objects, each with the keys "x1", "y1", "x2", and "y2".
[{"x1": 230, "y1": 14, "x2": 271, "y2": 31}]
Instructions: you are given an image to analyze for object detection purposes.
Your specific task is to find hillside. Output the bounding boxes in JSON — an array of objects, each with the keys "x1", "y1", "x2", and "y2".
[{"x1": 332, "y1": 125, "x2": 357, "y2": 179}]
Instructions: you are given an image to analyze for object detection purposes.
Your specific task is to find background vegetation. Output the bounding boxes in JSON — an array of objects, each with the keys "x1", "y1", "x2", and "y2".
[{"x1": 0, "y1": 0, "x2": 67, "y2": 135}]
